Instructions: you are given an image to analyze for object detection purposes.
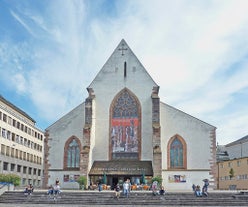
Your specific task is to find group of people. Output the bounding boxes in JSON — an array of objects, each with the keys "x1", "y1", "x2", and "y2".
[
  {"x1": 24, "y1": 184, "x2": 34, "y2": 195},
  {"x1": 151, "y1": 181, "x2": 165, "y2": 196},
  {"x1": 47, "y1": 178, "x2": 61, "y2": 197},
  {"x1": 113, "y1": 179, "x2": 166, "y2": 199},
  {"x1": 192, "y1": 179, "x2": 209, "y2": 197}
]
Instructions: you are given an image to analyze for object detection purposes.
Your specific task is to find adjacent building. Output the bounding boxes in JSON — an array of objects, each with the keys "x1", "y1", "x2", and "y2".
[
  {"x1": 0, "y1": 95, "x2": 44, "y2": 187},
  {"x1": 217, "y1": 135, "x2": 248, "y2": 190}
]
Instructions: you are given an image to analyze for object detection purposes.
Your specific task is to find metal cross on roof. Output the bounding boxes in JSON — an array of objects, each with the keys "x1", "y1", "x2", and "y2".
[{"x1": 118, "y1": 43, "x2": 128, "y2": 56}]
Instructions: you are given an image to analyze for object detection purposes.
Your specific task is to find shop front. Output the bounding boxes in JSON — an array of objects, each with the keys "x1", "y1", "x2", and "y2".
[{"x1": 89, "y1": 160, "x2": 153, "y2": 189}]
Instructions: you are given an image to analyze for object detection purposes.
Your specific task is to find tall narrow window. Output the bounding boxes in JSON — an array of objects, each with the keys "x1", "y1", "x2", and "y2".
[
  {"x1": 67, "y1": 139, "x2": 79, "y2": 168},
  {"x1": 124, "y1": 62, "x2": 127, "y2": 78},
  {"x1": 170, "y1": 138, "x2": 183, "y2": 168},
  {"x1": 168, "y1": 135, "x2": 187, "y2": 169},
  {"x1": 110, "y1": 88, "x2": 141, "y2": 160},
  {"x1": 65, "y1": 138, "x2": 80, "y2": 169}
]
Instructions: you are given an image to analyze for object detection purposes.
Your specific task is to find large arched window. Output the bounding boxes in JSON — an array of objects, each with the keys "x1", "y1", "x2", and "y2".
[
  {"x1": 64, "y1": 136, "x2": 81, "y2": 170},
  {"x1": 167, "y1": 135, "x2": 187, "y2": 169},
  {"x1": 109, "y1": 88, "x2": 141, "y2": 160}
]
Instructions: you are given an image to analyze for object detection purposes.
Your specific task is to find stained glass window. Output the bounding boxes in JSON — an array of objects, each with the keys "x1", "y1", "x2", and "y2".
[
  {"x1": 111, "y1": 89, "x2": 140, "y2": 160},
  {"x1": 170, "y1": 137, "x2": 183, "y2": 168},
  {"x1": 67, "y1": 139, "x2": 80, "y2": 168}
]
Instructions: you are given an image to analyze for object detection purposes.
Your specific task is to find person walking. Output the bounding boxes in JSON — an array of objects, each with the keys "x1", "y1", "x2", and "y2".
[
  {"x1": 123, "y1": 180, "x2": 130, "y2": 198},
  {"x1": 114, "y1": 183, "x2": 121, "y2": 199}
]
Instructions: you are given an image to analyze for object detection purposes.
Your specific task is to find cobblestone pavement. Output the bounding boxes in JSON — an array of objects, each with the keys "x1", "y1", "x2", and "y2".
[
  {"x1": 0, "y1": 204, "x2": 243, "y2": 207},
  {"x1": 0, "y1": 205, "x2": 166, "y2": 207}
]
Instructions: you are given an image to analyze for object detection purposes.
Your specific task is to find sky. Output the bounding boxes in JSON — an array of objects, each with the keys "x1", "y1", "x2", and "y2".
[{"x1": 0, "y1": 0, "x2": 248, "y2": 145}]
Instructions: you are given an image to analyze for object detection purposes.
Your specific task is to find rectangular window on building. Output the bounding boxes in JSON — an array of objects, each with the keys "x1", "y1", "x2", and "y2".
[
  {"x1": 12, "y1": 119, "x2": 16, "y2": 127},
  {"x1": 11, "y1": 163, "x2": 15, "y2": 171},
  {"x1": 0, "y1": 111, "x2": 2, "y2": 120},
  {"x1": 28, "y1": 167, "x2": 32, "y2": 175},
  {"x1": 38, "y1": 169, "x2": 41, "y2": 176},
  {"x1": 33, "y1": 168, "x2": 37, "y2": 175},
  {"x1": 228, "y1": 162, "x2": 232, "y2": 167},
  {"x1": 7, "y1": 131, "x2": 11, "y2": 140},
  {"x1": 27, "y1": 153, "x2": 29, "y2": 161},
  {"x1": 237, "y1": 160, "x2": 241, "y2": 167},
  {"x1": 2, "y1": 128, "x2": 6, "y2": 138},
  {"x1": 17, "y1": 121, "x2": 20, "y2": 129},
  {"x1": 23, "y1": 166, "x2": 27, "y2": 174},
  {"x1": 12, "y1": 133, "x2": 15, "y2": 141},
  {"x1": 3, "y1": 114, "x2": 7, "y2": 122},
  {"x1": 17, "y1": 165, "x2": 21, "y2": 172},
  {"x1": 19, "y1": 151, "x2": 22, "y2": 160},
  {"x1": 23, "y1": 152, "x2": 26, "y2": 160},
  {"x1": 11, "y1": 148, "x2": 14, "y2": 157},
  {"x1": 8, "y1": 116, "x2": 12, "y2": 125},
  {"x1": 3, "y1": 162, "x2": 8, "y2": 171},
  {"x1": 15, "y1": 135, "x2": 19, "y2": 143},
  {"x1": 28, "y1": 128, "x2": 31, "y2": 135},
  {"x1": 1, "y1": 144, "x2": 5, "y2": 155},
  {"x1": 30, "y1": 154, "x2": 33, "y2": 162},
  {"x1": 15, "y1": 149, "x2": 18, "y2": 158},
  {"x1": 6, "y1": 146, "x2": 10, "y2": 156},
  {"x1": 22, "y1": 178, "x2": 26, "y2": 186}
]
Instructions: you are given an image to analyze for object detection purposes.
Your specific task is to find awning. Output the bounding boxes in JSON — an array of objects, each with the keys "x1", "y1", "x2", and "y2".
[{"x1": 89, "y1": 160, "x2": 153, "y2": 176}]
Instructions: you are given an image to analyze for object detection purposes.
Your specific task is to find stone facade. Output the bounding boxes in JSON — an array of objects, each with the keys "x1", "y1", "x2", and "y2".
[{"x1": 44, "y1": 39, "x2": 216, "y2": 191}]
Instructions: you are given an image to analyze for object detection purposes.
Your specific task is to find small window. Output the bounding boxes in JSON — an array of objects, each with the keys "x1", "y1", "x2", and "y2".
[{"x1": 3, "y1": 162, "x2": 8, "y2": 171}]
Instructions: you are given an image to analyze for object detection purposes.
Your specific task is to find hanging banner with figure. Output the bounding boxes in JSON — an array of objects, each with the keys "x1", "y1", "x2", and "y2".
[{"x1": 111, "y1": 118, "x2": 139, "y2": 153}]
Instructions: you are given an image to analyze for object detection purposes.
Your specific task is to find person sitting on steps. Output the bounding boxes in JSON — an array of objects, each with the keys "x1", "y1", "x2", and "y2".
[{"x1": 195, "y1": 185, "x2": 202, "y2": 197}]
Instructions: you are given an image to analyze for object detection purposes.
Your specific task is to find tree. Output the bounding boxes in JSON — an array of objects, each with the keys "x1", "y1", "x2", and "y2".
[
  {"x1": 151, "y1": 176, "x2": 163, "y2": 185},
  {"x1": 0, "y1": 174, "x2": 21, "y2": 186},
  {"x1": 229, "y1": 168, "x2": 235, "y2": 179},
  {"x1": 76, "y1": 176, "x2": 87, "y2": 189}
]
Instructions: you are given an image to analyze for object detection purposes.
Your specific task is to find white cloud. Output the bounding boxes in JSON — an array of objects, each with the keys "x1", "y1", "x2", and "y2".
[{"x1": 1, "y1": 0, "x2": 248, "y2": 144}]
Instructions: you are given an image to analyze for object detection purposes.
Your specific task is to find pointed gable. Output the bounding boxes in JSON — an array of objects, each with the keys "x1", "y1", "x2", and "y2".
[{"x1": 88, "y1": 39, "x2": 158, "y2": 91}]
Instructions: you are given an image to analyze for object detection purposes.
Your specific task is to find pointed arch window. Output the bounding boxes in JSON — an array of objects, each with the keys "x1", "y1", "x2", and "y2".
[
  {"x1": 110, "y1": 88, "x2": 141, "y2": 160},
  {"x1": 64, "y1": 137, "x2": 80, "y2": 170},
  {"x1": 168, "y1": 135, "x2": 187, "y2": 169}
]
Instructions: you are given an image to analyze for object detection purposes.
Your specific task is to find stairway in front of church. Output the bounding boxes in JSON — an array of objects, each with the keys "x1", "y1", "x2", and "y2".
[{"x1": 0, "y1": 190, "x2": 247, "y2": 206}]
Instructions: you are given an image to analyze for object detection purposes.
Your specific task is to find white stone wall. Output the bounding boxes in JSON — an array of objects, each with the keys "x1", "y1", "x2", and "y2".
[
  {"x1": 160, "y1": 102, "x2": 215, "y2": 190},
  {"x1": 89, "y1": 40, "x2": 157, "y2": 161},
  {"x1": 47, "y1": 103, "x2": 84, "y2": 187}
]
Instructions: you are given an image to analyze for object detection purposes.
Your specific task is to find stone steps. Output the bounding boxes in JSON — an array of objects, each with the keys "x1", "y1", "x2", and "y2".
[{"x1": 0, "y1": 191, "x2": 247, "y2": 206}]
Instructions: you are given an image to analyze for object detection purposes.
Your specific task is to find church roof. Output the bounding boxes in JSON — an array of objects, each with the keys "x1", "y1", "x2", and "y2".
[
  {"x1": 225, "y1": 135, "x2": 248, "y2": 147},
  {"x1": 88, "y1": 39, "x2": 158, "y2": 89},
  {"x1": 89, "y1": 160, "x2": 153, "y2": 176}
]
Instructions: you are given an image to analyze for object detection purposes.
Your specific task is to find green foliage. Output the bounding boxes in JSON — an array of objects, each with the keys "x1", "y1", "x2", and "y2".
[
  {"x1": 229, "y1": 168, "x2": 235, "y2": 179},
  {"x1": 0, "y1": 174, "x2": 21, "y2": 186},
  {"x1": 76, "y1": 176, "x2": 87, "y2": 189},
  {"x1": 151, "y1": 176, "x2": 163, "y2": 185}
]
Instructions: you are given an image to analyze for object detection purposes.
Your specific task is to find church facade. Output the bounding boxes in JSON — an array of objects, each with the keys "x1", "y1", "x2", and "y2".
[{"x1": 44, "y1": 39, "x2": 217, "y2": 191}]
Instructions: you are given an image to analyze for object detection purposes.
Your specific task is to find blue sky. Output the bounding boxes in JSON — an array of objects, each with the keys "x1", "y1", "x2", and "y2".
[{"x1": 0, "y1": 0, "x2": 248, "y2": 145}]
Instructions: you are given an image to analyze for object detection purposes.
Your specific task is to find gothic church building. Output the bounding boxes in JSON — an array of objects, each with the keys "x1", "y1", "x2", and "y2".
[{"x1": 44, "y1": 39, "x2": 217, "y2": 191}]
